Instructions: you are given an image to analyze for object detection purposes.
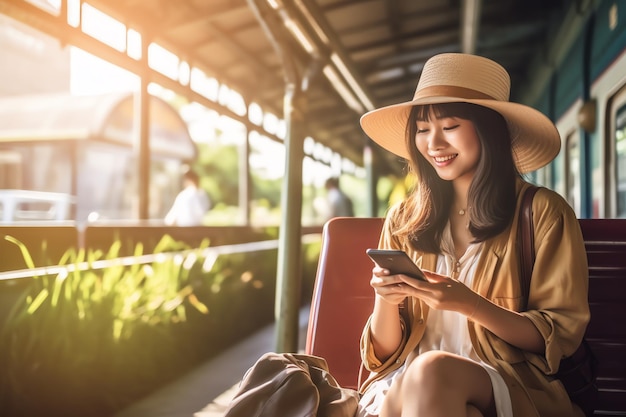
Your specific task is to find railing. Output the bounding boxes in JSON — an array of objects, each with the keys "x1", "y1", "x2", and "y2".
[
  {"x1": 0, "y1": 189, "x2": 75, "y2": 222},
  {"x1": 0, "y1": 233, "x2": 321, "y2": 281}
]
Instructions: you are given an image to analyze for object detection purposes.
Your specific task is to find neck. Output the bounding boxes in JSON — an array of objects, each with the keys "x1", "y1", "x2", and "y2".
[
  {"x1": 451, "y1": 176, "x2": 472, "y2": 207},
  {"x1": 452, "y1": 197, "x2": 468, "y2": 211}
]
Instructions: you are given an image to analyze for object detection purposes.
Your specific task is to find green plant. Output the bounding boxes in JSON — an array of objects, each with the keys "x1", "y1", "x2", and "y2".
[
  {"x1": 0, "y1": 235, "x2": 210, "y2": 417},
  {"x1": 0, "y1": 231, "x2": 321, "y2": 417}
]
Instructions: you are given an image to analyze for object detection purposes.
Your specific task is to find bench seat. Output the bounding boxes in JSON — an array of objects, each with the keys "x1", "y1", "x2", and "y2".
[{"x1": 306, "y1": 217, "x2": 626, "y2": 416}]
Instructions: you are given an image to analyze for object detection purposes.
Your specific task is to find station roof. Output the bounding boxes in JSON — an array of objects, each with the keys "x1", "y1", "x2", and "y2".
[{"x1": 2, "y1": 0, "x2": 586, "y2": 175}]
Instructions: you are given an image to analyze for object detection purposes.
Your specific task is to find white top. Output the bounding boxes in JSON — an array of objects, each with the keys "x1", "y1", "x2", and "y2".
[{"x1": 164, "y1": 186, "x2": 211, "y2": 226}]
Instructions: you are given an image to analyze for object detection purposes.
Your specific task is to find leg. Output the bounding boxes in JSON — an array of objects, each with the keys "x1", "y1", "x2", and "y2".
[{"x1": 380, "y1": 351, "x2": 497, "y2": 417}]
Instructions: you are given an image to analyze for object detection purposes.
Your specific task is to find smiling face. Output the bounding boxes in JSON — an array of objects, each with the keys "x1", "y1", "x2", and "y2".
[{"x1": 414, "y1": 109, "x2": 481, "y2": 183}]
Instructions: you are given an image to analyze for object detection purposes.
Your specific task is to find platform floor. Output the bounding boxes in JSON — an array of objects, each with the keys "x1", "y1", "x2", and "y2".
[{"x1": 113, "y1": 307, "x2": 310, "y2": 417}]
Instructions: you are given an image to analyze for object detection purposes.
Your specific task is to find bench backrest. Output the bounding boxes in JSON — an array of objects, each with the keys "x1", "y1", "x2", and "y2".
[
  {"x1": 305, "y1": 217, "x2": 383, "y2": 389},
  {"x1": 305, "y1": 217, "x2": 626, "y2": 415}
]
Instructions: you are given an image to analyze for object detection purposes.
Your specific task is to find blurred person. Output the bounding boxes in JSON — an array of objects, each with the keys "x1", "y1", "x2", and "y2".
[
  {"x1": 324, "y1": 177, "x2": 354, "y2": 219},
  {"x1": 164, "y1": 168, "x2": 211, "y2": 226}
]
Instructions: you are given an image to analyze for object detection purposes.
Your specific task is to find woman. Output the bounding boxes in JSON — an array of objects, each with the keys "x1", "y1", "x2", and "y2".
[{"x1": 357, "y1": 53, "x2": 589, "y2": 416}]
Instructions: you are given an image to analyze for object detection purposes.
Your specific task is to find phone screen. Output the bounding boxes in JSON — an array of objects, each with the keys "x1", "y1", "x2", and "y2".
[{"x1": 366, "y1": 249, "x2": 427, "y2": 281}]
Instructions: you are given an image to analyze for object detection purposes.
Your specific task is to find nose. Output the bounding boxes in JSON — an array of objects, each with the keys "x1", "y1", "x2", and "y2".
[{"x1": 427, "y1": 130, "x2": 446, "y2": 151}]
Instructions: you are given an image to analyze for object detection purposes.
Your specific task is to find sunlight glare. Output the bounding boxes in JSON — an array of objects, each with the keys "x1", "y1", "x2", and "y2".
[
  {"x1": 82, "y1": 3, "x2": 126, "y2": 52},
  {"x1": 70, "y1": 48, "x2": 138, "y2": 95},
  {"x1": 263, "y1": 113, "x2": 279, "y2": 135},
  {"x1": 190, "y1": 68, "x2": 219, "y2": 101},
  {"x1": 67, "y1": 0, "x2": 80, "y2": 27},
  {"x1": 127, "y1": 29, "x2": 142, "y2": 60},
  {"x1": 248, "y1": 102, "x2": 264, "y2": 126},
  {"x1": 249, "y1": 131, "x2": 285, "y2": 180},
  {"x1": 148, "y1": 43, "x2": 179, "y2": 80}
]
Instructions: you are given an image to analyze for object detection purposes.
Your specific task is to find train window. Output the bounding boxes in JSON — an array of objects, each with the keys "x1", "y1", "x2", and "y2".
[
  {"x1": 565, "y1": 131, "x2": 582, "y2": 216},
  {"x1": 553, "y1": 152, "x2": 565, "y2": 196},
  {"x1": 615, "y1": 103, "x2": 626, "y2": 218},
  {"x1": 533, "y1": 162, "x2": 551, "y2": 188}
]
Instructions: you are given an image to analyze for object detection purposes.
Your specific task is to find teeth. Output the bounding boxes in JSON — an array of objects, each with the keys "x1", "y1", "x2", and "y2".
[{"x1": 434, "y1": 154, "x2": 457, "y2": 162}]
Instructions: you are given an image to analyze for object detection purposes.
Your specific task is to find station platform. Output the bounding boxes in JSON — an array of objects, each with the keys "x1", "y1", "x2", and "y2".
[{"x1": 113, "y1": 306, "x2": 311, "y2": 417}]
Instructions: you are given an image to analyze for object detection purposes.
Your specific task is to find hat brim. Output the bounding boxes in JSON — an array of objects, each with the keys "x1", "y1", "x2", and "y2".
[{"x1": 360, "y1": 96, "x2": 561, "y2": 174}]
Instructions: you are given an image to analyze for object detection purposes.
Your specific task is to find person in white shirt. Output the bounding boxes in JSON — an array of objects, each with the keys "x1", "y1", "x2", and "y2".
[{"x1": 164, "y1": 168, "x2": 211, "y2": 226}]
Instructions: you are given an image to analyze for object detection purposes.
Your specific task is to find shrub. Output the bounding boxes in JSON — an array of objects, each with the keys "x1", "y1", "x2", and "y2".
[
  {"x1": 0, "y1": 235, "x2": 210, "y2": 416},
  {"x1": 0, "y1": 232, "x2": 319, "y2": 417}
]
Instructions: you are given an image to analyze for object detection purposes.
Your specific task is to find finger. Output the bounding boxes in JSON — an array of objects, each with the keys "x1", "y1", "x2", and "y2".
[
  {"x1": 372, "y1": 266, "x2": 390, "y2": 276},
  {"x1": 373, "y1": 282, "x2": 406, "y2": 300},
  {"x1": 371, "y1": 275, "x2": 402, "y2": 290},
  {"x1": 420, "y1": 269, "x2": 445, "y2": 281},
  {"x1": 398, "y1": 274, "x2": 430, "y2": 288},
  {"x1": 379, "y1": 281, "x2": 413, "y2": 302}
]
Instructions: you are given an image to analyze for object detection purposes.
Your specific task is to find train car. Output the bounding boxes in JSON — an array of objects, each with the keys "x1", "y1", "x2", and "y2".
[{"x1": 534, "y1": 0, "x2": 626, "y2": 219}]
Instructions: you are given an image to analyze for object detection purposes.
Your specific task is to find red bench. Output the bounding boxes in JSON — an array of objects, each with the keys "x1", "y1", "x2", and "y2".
[{"x1": 305, "y1": 217, "x2": 626, "y2": 416}]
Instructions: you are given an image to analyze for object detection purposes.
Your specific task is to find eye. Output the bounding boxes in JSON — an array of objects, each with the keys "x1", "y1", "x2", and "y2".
[
  {"x1": 443, "y1": 124, "x2": 460, "y2": 131},
  {"x1": 415, "y1": 124, "x2": 429, "y2": 134}
]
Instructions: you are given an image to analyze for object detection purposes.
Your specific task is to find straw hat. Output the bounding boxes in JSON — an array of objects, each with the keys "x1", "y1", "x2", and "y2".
[{"x1": 360, "y1": 53, "x2": 561, "y2": 173}]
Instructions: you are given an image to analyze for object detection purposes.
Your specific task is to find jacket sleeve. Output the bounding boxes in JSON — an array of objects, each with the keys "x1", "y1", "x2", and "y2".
[{"x1": 520, "y1": 188, "x2": 590, "y2": 374}]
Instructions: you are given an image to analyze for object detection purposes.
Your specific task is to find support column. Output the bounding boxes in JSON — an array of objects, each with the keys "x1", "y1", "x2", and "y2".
[
  {"x1": 247, "y1": 0, "x2": 317, "y2": 352},
  {"x1": 239, "y1": 133, "x2": 252, "y2": 225},
  {"x1": 274, "y1": 86, "x2": 306, "y2": 353},
  {"x1": 135, "y1": 74, "x2": 150, "y2": 220},
  {"x1": 364, "y1": 141, "x2": 378, "y2": 218}
]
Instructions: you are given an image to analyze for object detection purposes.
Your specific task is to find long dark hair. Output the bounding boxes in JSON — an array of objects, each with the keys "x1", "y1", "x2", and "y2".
[{"x1": 391, "y1": 102, "x2": 519, "y2": 253}]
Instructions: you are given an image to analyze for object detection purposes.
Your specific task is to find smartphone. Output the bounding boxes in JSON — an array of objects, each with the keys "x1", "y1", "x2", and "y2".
[{"x1": 366, "y1": 249, "x2": 427, "y2": 282}]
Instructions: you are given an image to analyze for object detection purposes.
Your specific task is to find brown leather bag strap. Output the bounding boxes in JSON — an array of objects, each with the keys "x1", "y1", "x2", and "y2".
[{"x1": 517, "y1": 185, "x2": 540, "y2": 309}]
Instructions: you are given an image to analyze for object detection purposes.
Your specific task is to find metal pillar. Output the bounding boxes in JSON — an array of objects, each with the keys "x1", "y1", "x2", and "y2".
[
  {"x1": 239, "y1": 134, "x2": 252, "y2": 224},
  {"x1": 364, "y1": 141, "x2": 378, "y2": 218},
  {"x1": 247, "y1": 0, "x2": 310, "y2": 353},
  {"x1": 274, "y1": 85, "x2": 306, "y2": 352},
  {"x1": 135, "y1": 74, "x2": 150, "y2": 221}
]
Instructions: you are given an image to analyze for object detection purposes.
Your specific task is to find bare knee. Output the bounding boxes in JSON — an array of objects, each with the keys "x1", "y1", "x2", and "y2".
[
  {"x1": 403, "y1": 350, "x2": 459, "y2": 389},
  {"x1": 467, "y1": 404, "x2": 484, "y2": 417},
  {"x1": 399, "y1": 351, "x2": 495, "y2": 416}
]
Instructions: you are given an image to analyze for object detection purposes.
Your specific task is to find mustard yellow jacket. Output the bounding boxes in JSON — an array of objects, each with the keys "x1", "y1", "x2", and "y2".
[{"x1": 359, "y1": 181, "x2": 590, "y2": 417}]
